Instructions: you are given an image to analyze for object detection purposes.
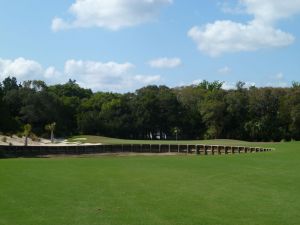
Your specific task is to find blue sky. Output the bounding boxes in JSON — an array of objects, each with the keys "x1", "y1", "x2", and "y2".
[{"x1": 1, "y1": 0, "x2": 300, "y2": 92}]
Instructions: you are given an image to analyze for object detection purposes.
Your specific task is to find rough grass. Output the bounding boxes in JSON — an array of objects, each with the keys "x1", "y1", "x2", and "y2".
[{"x1": 0, "y1": 141, "x2": 299, "y2": 225}]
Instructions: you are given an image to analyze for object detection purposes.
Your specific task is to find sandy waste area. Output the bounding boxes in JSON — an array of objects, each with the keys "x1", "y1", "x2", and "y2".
[{"x1": 0, "y1": 135, "x2": 101, "y2": 146}]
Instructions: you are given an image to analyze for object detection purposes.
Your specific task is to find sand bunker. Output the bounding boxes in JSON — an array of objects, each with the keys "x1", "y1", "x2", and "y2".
[{"x1": 0, "y1": 135, "x2": 100, "y2": 146}]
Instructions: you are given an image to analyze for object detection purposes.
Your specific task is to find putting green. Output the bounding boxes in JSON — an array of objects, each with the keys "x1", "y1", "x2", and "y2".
[{"x1": 67, "y1": 135, "x2": 270, "y2": 146}]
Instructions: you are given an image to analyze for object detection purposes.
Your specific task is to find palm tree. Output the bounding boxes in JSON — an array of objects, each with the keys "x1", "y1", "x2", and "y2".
[
  {"x1": 23, "y1": 124, "x2": 32, "y2": 146},
  {"x1": 45, "y1": 122, "x2": 56, "y2": 143},
  {"x1": 172, "y1": 127, "x2": 181, "y2": 141}
]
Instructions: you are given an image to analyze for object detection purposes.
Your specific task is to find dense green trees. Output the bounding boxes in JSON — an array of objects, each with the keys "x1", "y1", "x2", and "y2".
[
  {"x1": 288, "y1": 86, "x2": 300, "y2": 139},
  {"x1": 1, "y1": 76, "x2": 300, "y2": 141},
  {"x1": 133, "y1": 85, "x2": 181, "y2": 139}
]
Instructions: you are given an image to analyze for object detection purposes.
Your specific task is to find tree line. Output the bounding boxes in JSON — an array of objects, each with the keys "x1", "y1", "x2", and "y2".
[{"x1": 1, "y1": 76, "x2": 300, "y2": 142}]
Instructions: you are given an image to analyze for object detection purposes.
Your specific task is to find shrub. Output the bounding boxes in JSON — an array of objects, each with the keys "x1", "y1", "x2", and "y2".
[
  {"x1": 30, "y1": 133, "x2": 40, "y2": 142},
  {"x1": 16, "y1": 132, "x2": 23, "y2": 138},
  {"x1": 1, "y1": 136, "x2": 7, "y2": 142}
]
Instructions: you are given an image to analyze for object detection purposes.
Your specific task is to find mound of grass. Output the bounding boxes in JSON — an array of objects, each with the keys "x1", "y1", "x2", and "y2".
[
  {"x1": 67, "y1": 135, "x2": 272, "y2": 146},
  {"x1": 0, "y1": 141, "x2": 299, "y2": 225}
]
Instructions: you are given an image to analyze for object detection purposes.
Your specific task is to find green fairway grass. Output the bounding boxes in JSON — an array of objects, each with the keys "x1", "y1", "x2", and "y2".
[
  {"x1": 0, "y1": 141, "x2": 299, "y2": 225},
  {"x1": 68, "y1": 135, "x2": 274, "y2": 146}
]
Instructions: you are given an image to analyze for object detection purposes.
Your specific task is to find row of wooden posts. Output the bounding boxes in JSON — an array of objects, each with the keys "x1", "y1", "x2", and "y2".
[{"x1": 0, "y1": 144, "x2": 273, "y2": 158}]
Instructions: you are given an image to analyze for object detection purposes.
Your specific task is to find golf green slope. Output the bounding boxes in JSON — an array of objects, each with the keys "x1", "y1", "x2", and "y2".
[
  {"x1": 0, "y1": 141, "x2": 299, "y2": 225},
  {"x1": 68, "y1": 135, "x2": 268, "y2": 146}
]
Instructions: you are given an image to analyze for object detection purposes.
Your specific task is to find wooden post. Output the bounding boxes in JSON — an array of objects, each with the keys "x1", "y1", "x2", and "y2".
[{"x1": 169, "y1": 144, "x2": 171, "y2": 153}]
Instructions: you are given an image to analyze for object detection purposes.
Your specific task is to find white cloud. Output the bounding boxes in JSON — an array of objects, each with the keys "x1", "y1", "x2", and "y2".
[
  {"x1": 188, "y1": 21, "x2": 294, "y2": 57},
  {"x1": 191, "y1": 79, "x2": 203, "y2": 85},
  {"x1": 0, "y1": 57, "x2": 161, "y2": 92},
  {"x1": 64, "y1": 60, "x2": 161, "y2": 91},
  {"x1": 64, "y1": 60, "x2": 134, "y2": 78},
  {"x1": 189, "y1": 0, "x2": 300, "y2": 56},
  {"x1": 190, "y1": 80, "x2": 256, "y2": 89},
  {"x1": 64, "y1": 60, "x2": 131, "y2": 87},
  {"x1": 0, "y1": 58, "x2": 44, "y2": 80},
  {"x1": 218, "y1": 66, "x2": 231, "y2": 74},
  {"x1": 134, "y1": 74, "x2": 161, "y2": 84},
  {"x1": 52, "y1": 0, "x2": 173, "y2": 31},
  {"x1": 51, "y1": 17, "x2": 71, "y2": 32},
  {"x1": 222, "y1": 81, "x2": 256, "y2": 90},
  {"x1": 268, "y1": 72, "x2": 285, "y2": 81},
  {"x1": 274, "y1": 72, "x2": 284, "y2": 80},
  {"x1": 148, "y1": 57, "x2": 182, "y2": 68},
  {"x1": 267, "y1": 72, "x2": 288, "y2": 87},
  {"x1": 0, "y1": 58, "x2": 65, "y2": 85},
  {"x1": 44, "y1": 67, "x2": 62, "y2": 80},
  {"x1": 218, "y1": 1, "x2": 245, "y2": 14},
  {"x1": 241, "y1": 0, "x2": 300, "y2": 24},
  {"x1": 245, "y1": 82, "x2": 256, "y2": 88},
  {"x1": 222, "y1": 82, "x2": 235, "y2": 90}
]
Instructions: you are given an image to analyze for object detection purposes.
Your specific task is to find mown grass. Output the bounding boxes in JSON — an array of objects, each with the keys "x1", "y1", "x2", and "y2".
[
  {"x1": 68, "y1": 135, "x2": 275, "y2": 146},
  {"x1": 0, "y1": 141, "x2": 299, "y2": 225}
]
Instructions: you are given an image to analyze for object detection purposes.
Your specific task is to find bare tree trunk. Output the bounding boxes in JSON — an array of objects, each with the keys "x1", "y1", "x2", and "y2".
[
  {"x1": 51, "y1": 130, "x2": 54, "y2": 143},
  {"x1": 25, "y1": 136, "x2": 28, "y2": 146}
]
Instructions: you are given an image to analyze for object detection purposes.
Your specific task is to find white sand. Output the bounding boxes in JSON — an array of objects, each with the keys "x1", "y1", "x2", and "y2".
[{"x1": 0, "y1": 135, "x2": 101, "y2": 146}]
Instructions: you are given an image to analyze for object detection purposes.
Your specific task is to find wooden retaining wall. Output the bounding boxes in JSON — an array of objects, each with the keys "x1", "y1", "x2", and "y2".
[{"x1": 0, "y1": 144, "x2": 273, "y2": 158}]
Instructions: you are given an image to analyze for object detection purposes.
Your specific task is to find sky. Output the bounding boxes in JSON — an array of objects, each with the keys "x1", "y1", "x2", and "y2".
[{"x1": 0, "y1": 0, "x2": 300, "y2": 92}]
